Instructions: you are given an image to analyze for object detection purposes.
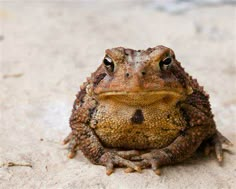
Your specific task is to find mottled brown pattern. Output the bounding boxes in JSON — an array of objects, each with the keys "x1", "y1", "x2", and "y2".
[{"x1": 64, "y1": 45, "x2": 232, "y2": 175}]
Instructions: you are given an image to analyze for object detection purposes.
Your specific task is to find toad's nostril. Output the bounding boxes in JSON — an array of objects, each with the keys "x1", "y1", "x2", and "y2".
[
  {"x1": 126, "y1": 73, "x2": 130, "y2": 77},
  {"x1": 141, "y1": 71, "x2": 146, "y2": 76}
]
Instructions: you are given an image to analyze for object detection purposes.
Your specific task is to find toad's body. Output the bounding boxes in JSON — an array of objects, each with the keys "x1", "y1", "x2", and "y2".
[
  {"x1": 95, "y1": 98, "x2": 186, "y2": 149},
  {"x1": 64, "y1": 45, "x2": 232, "y2": 175}
]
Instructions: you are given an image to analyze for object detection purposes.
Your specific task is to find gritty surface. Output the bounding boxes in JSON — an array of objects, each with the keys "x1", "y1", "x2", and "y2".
[{"x1": 0, "y1": 1, "x2": 236, "y2": 189}]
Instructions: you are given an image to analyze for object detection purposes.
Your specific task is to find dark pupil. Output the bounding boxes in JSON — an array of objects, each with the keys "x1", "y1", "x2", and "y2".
[
  {"x1": 159, "y1": 57, "x2": 172, "y2": 70},
  {"x1": 103, "y1": 58, "x2": 114, "y2": 72},
  {"x1": 162, "y1": 57, "x2": 171, "y2": 65}
]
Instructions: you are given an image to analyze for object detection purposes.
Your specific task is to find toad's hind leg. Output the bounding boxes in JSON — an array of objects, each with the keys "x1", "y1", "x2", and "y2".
[
  {"x1": 133, "y1": 128, "x2": 233, "y2": 175},
  {"x1": 132, "y1": 126, "x2": 210, "y2": 175}
]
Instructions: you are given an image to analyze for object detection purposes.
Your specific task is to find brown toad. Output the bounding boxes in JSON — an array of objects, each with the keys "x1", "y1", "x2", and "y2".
[{"x1": 64, "y1": 45, "x2": 232, "y2": 175}]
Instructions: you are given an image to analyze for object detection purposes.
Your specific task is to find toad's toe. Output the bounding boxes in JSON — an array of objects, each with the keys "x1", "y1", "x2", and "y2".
[{"x1": 99, "y1": 152, "x2": 142, "y2": 175}]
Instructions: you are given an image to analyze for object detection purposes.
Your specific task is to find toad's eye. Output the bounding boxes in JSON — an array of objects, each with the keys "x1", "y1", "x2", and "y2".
[
  {"x1": 103, "y1": 56, "x2": 115, "y2": 73},
  {"x1": 159, "y1": 57, "x2": 172, "y2": 71}
]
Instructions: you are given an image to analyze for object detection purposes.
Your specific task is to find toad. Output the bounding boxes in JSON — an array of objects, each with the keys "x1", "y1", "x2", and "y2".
[{"x1": 63, "y1": 45, "x2": 232, "y2": 175}]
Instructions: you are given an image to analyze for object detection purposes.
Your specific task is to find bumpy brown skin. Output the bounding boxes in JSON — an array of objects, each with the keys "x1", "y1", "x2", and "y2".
[{"x1": 64, "y1": 45, "x2": 232, "y2": 175}]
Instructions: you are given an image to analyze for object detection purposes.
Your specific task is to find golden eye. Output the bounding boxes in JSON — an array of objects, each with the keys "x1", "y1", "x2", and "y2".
[
  {"x1": 103, "y1": 56, "x2": 115, "y2": 73},
  {"x1": 159, "y1": 57, "x2": 172, "y2": 71}
]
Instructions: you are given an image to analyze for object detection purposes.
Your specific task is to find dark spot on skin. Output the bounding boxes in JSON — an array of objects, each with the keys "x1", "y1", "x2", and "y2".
[
  {"x1": 179, "y1": 107, "x2": 191, "y2": 127},
  {"x1": 131, "y1": 109, "x2": 144, "y2": 124},
  {"x1": 146, "y1": 48, "x2": 154, "y2": 53},
  {"x1": 179, "y1": 129, "x2": 186, "y2": 136},
  {"x1": 89, "y1": 107, "x2": 96, "y2": 117},
  {"x1": 86, "y1": 107, "x2": 97, "y2": 125},
  {"x1": 93, "y1": 73, "x2": 106, "y2": 86}
]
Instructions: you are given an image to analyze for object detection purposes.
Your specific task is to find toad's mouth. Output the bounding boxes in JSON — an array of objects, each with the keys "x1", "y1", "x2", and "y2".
[{"x1": 97, "y1": 90, "x2": 187, "y2": 106}]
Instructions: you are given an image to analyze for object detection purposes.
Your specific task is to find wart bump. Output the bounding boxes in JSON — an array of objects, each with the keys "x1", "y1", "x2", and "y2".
[{"x1": 131, "y1": 109, "x2": 144, "y2": 124}]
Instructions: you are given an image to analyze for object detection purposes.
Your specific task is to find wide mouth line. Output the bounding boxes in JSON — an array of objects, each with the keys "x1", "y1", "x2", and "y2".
[{"x1": 97, "y1": 90, "x2": 184, "y2": 96}]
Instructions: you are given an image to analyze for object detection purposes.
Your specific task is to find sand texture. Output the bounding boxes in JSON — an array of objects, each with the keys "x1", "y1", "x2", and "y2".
[{"x1": 0, "y1": 1, "x2": 236, "y2": 189}]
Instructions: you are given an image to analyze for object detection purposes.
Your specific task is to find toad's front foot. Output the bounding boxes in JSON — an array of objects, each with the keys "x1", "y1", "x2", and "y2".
[
  {"x1": 63, "y1": 133, "x2": 141, "y2": 175},
  {"x1": 204, "y1": 131, "x2": 233, "y2": 163},
  {"x1": 99, "y1": 151, "x2": 142, "y2": 175},
  {"x1": 63, "y1": 132, "x2": 79, "y2": 159},
  {"x1": 131, "y1": 149, "x2": 171, "y2": 175}
]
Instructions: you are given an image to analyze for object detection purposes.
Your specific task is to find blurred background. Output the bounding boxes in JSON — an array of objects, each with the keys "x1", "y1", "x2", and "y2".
[{"x1": 0, "y1": 1, "x2": 236, "y2": 189}]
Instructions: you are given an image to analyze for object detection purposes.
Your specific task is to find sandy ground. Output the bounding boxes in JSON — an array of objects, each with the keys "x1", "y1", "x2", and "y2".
[{"x1": 0, "y1": 1, "x2": 236, "y2": 189}]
